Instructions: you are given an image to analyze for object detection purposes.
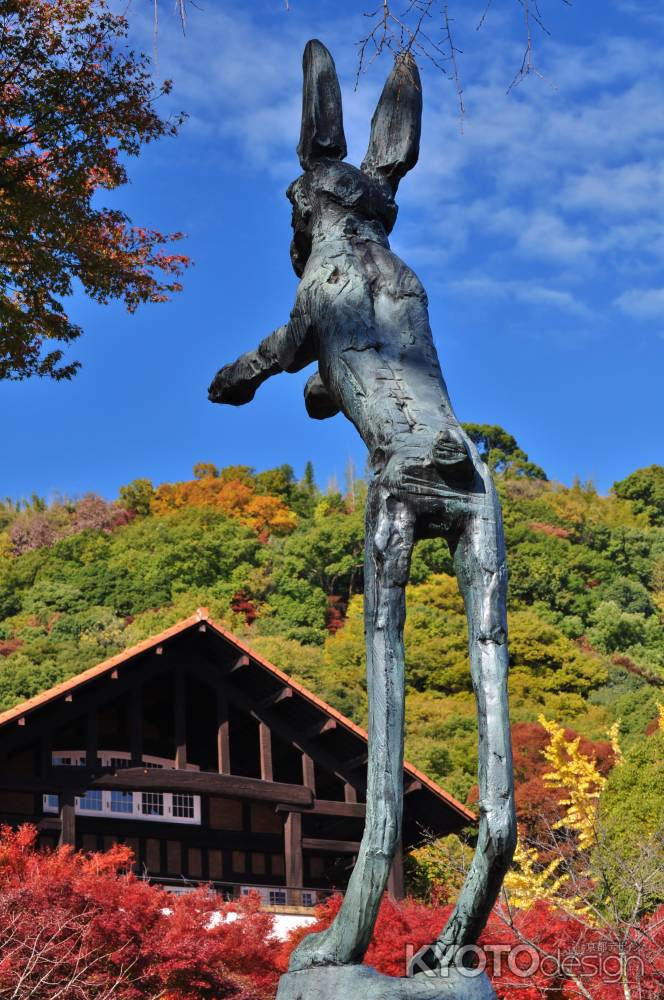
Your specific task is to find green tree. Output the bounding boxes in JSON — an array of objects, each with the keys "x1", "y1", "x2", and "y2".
[
  {"x1": 254, "y1": 464, "x2": 295, "y2": 498},
  {"x1": 596, "y1": 577, "x2": 654, "y2": 617},
  {"x1": 217, "y1": 465, "x2": 254, "y2": 485},
  {"x1": 271, "y1": 505, "x2": 365, "y2": 603},
  {"x1": 462, "y1": 423, "x2": 547, "y2": 480},
  {"x1": 119, "y1": 478, "x2": 155, "y2": 516},
  {"x1": 21, "y1": 579, "x2": 86, "y2": 621},
  {"x1": 404, "y1": 575, "x2": 469, "y2": 693},
  {"x1": 319, "y1": 597, "x2": 368, "y2": 720},
  {"x1": 302, "y1": 461, "x2": 316, "y2": 491},
  {"x1": 613, "y1": 466, "x2": 664, "y2": 527},
  {"x1": 588, "y1": 601, "x2": 648, "y2": 655},
  {"x1": 409, "y1": 537, "x2": 454, "y2": 584},
  {"x1": 192, "y1": 463, "x2": 218, "y2": 480},
  {"x1": 597, "y1": 726, "x2": 664, "y2": 915},
  {"x1": 509, "y1": 608, "x2": 606, "y2": 694}
]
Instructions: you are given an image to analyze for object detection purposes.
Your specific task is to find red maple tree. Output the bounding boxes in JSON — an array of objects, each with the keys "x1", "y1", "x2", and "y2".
[
  {"x1": 282, "y1": 894, "x2": 664, "y2": 998},
  {"x1": 2, "y1": 825, "x2": 661, "y2": 999},
  {"x1": 0, "y1": 825, "x2": 279, "y2": 998}
]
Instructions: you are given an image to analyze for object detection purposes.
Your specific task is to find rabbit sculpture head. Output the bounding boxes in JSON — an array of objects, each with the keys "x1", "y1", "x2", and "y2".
[{"x1": 287, "y1": 39, "x2": 422, "y2": 277}]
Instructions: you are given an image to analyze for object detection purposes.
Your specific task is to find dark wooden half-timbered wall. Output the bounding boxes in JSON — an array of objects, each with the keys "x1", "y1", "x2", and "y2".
[{"x1": 0, "y1": 624, "x2": 471, "y2": 902}]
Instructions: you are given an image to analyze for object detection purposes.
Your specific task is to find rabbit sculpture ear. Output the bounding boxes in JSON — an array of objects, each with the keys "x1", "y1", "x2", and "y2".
[
  {"x1": 361, "y1": 52, "x2": 422, "y2": 192},
  {"x1": 297, "y1": 39, "x2": 347, "y2": 170}
]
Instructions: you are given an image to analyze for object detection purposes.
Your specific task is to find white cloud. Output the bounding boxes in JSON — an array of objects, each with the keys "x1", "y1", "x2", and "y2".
[
  {"x1": 558, "y1": 162, "x2": 664, "y2": 216},
  {"x1": 614, "y1": 1, "x2": 664, "y2": 28},
  {"x1": 450, "y1": 276, "x2": 592, "y2": 317},
  {"x1": 125, "y1": 3, "x2": 664, "y2": 338},
  {"x1": 614, "y1": 288, "x2": 664, "y2": 318},
  {"x1": 128, "y1": 5, "x2": 385, "y2": 170}
]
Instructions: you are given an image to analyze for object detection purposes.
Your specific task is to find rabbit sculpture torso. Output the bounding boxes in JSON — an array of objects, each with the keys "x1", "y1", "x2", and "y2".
[
  {"x1": 209, "y1": 40, "x2": 516, "y2": 982},
  {"x1": 293, "y1": 162, "x2": 474, "y2": 507}
]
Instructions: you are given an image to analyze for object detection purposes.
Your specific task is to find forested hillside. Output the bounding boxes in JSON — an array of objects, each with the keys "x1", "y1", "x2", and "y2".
[{"x1": 1, "y1": 428, "x2": 662, "y2": 815}]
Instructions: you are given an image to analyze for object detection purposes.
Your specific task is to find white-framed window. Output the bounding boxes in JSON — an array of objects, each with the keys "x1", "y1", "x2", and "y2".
[
  {"x1": 43, "y1": 750, "x2": 201, "y2": 825},
  {"x1": 43, "y1": 789, "x2": 201, "y2": 824},
  {"x1": 172, "y1": 793, "x2": 195, "y2": 819},
  {"x1": 52, "y1": 754, "x2": 85, "y2": 767},
  {"x1": 141, "y1": 792, "x2": 164, "y2": 817},
  {"x1": 242, "y1": 886, "x2": 302, "y2": 908},
  {"x1": 110, "y1": 790, "x2": 133, "y2": 814},
  {"x1": 77, "y1": 789, "x2": 103, "y2": 813},
  {"x1": 50, "y1": 750, "x2": 199, "y2": 771},
  {"x1": 109, "y1": 757, "x2": 130, "y2": 769}
]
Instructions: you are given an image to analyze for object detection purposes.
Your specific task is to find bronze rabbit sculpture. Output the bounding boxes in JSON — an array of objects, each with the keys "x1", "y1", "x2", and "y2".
[{"x1": 209, "y1": 39, "x2": 516, "y2": 977}]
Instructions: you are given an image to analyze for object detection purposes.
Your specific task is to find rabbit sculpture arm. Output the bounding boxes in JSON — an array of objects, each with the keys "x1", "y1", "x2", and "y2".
[
  {"x1": 209, "y1": 38, "x2": 516, "y2": 983},
  {"x1": 208, "y1": 302, "x2": 316, "y2": 406}
]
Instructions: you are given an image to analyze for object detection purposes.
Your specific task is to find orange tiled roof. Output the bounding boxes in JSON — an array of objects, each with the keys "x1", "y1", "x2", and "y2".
[{"x1": 0, "y1": 608, "x2": 475, "y2": 823}]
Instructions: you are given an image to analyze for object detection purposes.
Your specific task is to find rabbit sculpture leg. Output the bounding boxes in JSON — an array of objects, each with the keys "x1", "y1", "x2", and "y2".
[
  {"x1": 209, "y1": 39, "x2": 516, "y2": 980},
  {"x1": 284, "y1": 448, "x2": 515, "y2": 975},
  {"x1": 425, "y1": 456, "x2": 516, "y2": 973},
  {"x1": 289, "y1": 482, "x2": 416, "y2": 970}
]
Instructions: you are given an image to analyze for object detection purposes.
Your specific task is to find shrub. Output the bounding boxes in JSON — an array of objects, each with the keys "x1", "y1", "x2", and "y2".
[{"x1": 0, "y1": 825, "x2": 278, "y2": 999}]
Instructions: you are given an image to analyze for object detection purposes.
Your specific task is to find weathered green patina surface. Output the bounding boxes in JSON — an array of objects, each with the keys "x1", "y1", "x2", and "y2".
[{"x1": 210, "y1": 39, "x2": 516, "y2": 996}]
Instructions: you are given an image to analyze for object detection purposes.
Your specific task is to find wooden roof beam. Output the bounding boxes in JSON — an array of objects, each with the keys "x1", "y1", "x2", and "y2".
[
  {"x1": 302, "y1": 717, "x2": 337, "y2": 740},
  {"x1": 191, "y1": 657, "x2": 367, "y2": 793},
  {"x1": 260, "y1": 687, "x2": 293, "y2": 709},
  {"x1": 345, "y1": 751, "x2": 369, "y2": 770},
  {"x1": 0, "y1": 656, "x2": 173, "y2": 757},
  {"x1": 0, "y1": 767, "x2": 313, "y2": 806},
  {"x1": 302, "y1": 837, "x2": 362, "y2": 854},
  {"x1": 223, "y1": 654, "x2": 250, "y2": 675},
  {"x1": 275, "y1": 799, "x2": 366, "y2": 819}
]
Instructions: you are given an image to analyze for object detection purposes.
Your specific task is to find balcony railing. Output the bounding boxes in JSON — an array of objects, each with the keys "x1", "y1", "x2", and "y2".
[{"x1": 149, "y1": 875, "x2": 343, "y2": 909}]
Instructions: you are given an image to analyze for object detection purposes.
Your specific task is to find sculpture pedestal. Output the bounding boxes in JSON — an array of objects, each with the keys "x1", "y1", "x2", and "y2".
[{"x1": 276, "y1": 964, "x2": 497, "y2": 1000}]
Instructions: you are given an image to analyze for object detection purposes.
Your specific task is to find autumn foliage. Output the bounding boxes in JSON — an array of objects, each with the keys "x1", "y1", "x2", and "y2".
[
  {"x1": 509, "y1": 720, "x2": 614, "y2": 843},
  {"x1": 9, "y1": 494, "x2": 133, "y2": 555},
  {"x1": 283, "y1": 894, "x2": 445, "y2": 978},
  {"x1": 284, "y1": 894, "x2": 664, "y2": 999},
  {"x1": 0, "y1": 0, "x2": 189, "y2": 381},
  {"x1": 0, "y1": 825, "x2": 279, "y2": 999},
  {"x1": 151, "y1": 475, "x2": 297, "y2": 537},
  {"x1": 0, "y1": 824, "x2": 663, "y2": 999}
]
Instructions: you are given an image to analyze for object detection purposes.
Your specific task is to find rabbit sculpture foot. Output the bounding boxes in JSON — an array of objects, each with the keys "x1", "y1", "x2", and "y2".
[
  {"x1": 209, "y1": 37, "x2": 516, "y2": 984},
  {"x1": 286, "y1": 927, "x2": 347, "y2": 973}
]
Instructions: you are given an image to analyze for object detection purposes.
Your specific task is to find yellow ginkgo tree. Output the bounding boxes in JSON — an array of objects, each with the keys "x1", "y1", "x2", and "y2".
[
  {"x1": 538, "y1": 714, "x2": 610, "y2": 851},
  {"x1": 502, "y1": 715, "x2": 623, "y2": 915},
  {"x1": 503, "y1": 838, "x2": 583, "y2": 913}
]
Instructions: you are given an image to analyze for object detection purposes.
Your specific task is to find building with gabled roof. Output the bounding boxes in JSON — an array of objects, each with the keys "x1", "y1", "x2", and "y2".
[{"x1": 0, "y1": 609, "x2": 474, "y2": 910}]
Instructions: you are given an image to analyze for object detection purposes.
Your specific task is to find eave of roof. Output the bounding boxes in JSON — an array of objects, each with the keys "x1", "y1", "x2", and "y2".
[
  {"x1": 0, "y1": 608, "x2": 476, "y2": 824},
  {"x1": 0, "y1": 611, "x2": 204, "y2": 729}
]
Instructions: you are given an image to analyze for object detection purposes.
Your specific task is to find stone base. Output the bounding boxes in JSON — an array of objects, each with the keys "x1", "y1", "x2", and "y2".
[{"x1": 276, "y1": 964, "x2": 497, "y2": 1000}]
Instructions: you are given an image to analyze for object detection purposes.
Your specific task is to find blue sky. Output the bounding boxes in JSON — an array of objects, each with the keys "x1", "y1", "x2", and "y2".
[{"x1": 2, "y1": 0, "x2": 663, "y2": 501}]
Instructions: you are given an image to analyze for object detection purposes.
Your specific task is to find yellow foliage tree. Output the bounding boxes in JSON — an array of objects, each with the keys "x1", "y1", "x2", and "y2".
[
  {"x1": 606, "y1": 720, "x2": 623, "y2": 765},
  {"x1": 0, "y1": 532, "x2": 11, "y2": 562},
  {"x1": 503, "y1": 716, "x2": 618, "y2": 916},
  {"x1": 538, "y1": 714, "x2": 607, "y2": 851},
  {"x1": 150, "y1": 476, "x2": 297, "y2": 536},
  {"x1": 503, "y1": 837, "x2": 574, "y2": 911}
]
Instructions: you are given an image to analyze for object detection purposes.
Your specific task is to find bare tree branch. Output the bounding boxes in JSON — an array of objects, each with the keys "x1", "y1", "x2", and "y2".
[{"x1": 150, "y1": 1, "x2": 571, "y2": 115}]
